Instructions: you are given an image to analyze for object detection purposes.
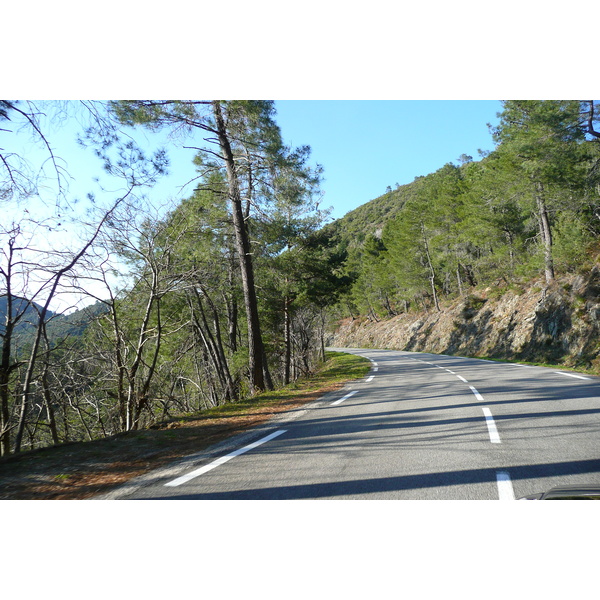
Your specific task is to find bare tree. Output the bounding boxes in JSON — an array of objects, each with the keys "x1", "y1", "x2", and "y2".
[
  {"x1": 1, "y1": 100, "x2": 169, "y2": 453},
  {"x1": 108, "y1": 101, "x2": 284, "y2": 393},
  {"x1": 1, "y1": 100, "x2": 71, "y2": 206}
]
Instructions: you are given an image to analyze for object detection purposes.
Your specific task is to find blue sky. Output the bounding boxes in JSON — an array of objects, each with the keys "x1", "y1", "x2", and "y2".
[
  {"x1": 136, "y1": 100, "x2": 504, "y2": 222},
  {"x1": 137, "y1": 100, "x2": 502, "y2": 222},
  {"x1": 13, "y1": 101, "x2": 502, "y2": 224},
  {"x1": 272, "y1": 100, "x2": 502, "y2": 220}
]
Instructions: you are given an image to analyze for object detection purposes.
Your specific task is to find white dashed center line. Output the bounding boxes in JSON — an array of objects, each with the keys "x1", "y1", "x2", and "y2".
[
  {"x1": 410, "y1": 355, "x2": 504, "y2": 446},
  {"x1": 482, "y1": 407, "x2": 501, "y2": 443},
  {"x1": 496, "y1": 471, "x2": 515, "y2": 500},
  {"x1": 469, "y1": 385, "x2": 485, "y2": 402}
]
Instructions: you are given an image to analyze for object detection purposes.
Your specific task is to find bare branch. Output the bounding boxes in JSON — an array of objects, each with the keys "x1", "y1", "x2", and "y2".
[{"x1": 587, "y1": 101, "x2": 600, "y2": 139}]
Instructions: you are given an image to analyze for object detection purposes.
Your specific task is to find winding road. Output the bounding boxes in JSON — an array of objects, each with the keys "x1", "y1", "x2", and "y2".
[{"x1": 108, "y1": 348, "x2": 600, "y2": 500}]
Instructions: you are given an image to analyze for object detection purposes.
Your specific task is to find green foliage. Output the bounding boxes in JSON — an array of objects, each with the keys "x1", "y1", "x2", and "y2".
[
  {"x1": 331, "y1": 101, "x2": 600, "y2": 318},
  {"x1": 323, "y1": 183, "x2": 411, "y2": 248},
  {"x1": 552, "y1": 213, "x2": 591, "y2": 272},
  {"x1": 462, "y1": 295, "x2": 487, "y2": 319}
]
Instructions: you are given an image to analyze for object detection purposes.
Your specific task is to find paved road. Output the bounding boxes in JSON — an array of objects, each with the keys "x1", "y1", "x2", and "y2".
[{"x1": 108, "y1": 348, "x2": 600, "y2": 500}]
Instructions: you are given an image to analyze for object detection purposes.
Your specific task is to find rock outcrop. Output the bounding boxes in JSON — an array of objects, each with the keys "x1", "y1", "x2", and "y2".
[{"x1": 328, "y1": 269, "x2": 600, "y2": 372}]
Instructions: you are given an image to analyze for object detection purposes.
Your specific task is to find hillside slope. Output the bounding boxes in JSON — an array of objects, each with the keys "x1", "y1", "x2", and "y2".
[
  {"x1": 1, "y1": 296, "x2": 107, "y2": 348},
  {"x1": 328, "y1": 268, "x2": 600, "y2": 372},
  {"x1": 323, "y1": 182, "x2": 413, "y2": 245},
  {"x1": 0, "y1": 296, "x2": 54, "y2": 334}
]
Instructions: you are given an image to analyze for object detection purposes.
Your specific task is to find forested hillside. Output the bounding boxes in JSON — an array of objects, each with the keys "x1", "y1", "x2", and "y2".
[
  {"x1": 329, "y1": 101, "x2": 600, "y2": 323},
  {"x1": 322, "y1": 182, "x2": 412, "y2": 244},
  {"x1": 0, "y1": 298, "x2": 107, "y2": 351},
  {"x1": 2, "y1": 100, "x2": 599, "y2": 458},
  {"x1": 0, "y1": 296, "x2": 54, "y2": 336}
]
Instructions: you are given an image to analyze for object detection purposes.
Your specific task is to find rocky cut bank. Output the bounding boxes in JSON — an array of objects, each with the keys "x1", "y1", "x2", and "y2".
[{"x1": 328, "y1": 268, "x2": 600, "y2": 372}]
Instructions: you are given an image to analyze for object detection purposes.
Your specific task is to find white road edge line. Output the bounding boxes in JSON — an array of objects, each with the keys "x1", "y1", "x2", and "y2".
[
  {"x1": 496, "y1": 471, "x2": 515, "y2": 500},
  {"x1": 365, "y1": 375, "x2": 374, "y2": 382},
  {"x1": 554, "y1": 371, "x2": 590, "y2": 380},
  {"x1": 164, "y1": 429, "x2": 287, "y2": 487},
  {"x1": 482, "y1": 407, "x2": 501, "y2": 443},
  {"x1": 331, "y1": 390, "x2": 358, "y2": 406}
]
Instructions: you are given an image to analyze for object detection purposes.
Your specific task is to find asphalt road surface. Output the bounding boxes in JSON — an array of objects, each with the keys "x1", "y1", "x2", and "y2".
[{"x1": 106, "y1": 348, "x2": 600, "y2": 500}]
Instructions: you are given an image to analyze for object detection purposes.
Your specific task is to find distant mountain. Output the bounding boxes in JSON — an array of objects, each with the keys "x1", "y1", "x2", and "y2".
[
  {"x1": 1, "y1": 295, "x2": 107, "y2": 347},
  {"x1": 0, "y1": 295, "x2": 55, "y2": 336},
  {"x1": 46, "y1": 301, "x2": 108, "y2": 341}
]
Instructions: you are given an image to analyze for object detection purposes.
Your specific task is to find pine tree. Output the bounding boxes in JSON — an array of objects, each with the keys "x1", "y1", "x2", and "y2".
[{"x1": 491, "y1": 101, "x2": 589, "y2": 284}]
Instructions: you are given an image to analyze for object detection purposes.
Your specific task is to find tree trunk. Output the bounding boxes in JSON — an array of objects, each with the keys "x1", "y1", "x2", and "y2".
[
  {"x1": 133, "y1": 294, "x2": 163, "y2": 429},
  {"x1": 15, "y1": 302, "x2": 50, "y2": 452},
  {"x1": 212, "y1": 101, "x2": 272, "y2": 393},
  {"x1": 126, "y1": 286, "x2": 156, "y2": 431},
  {"x1": 283, "y1": 296, "x2": 292, "y2": 385},
  {"x1": 0, "y1": 300, "x2": 16, "y2": 457},
  {"x1": 225, "y1": 256, "x2": 239, "y2": 353},
  {"x1": 190, "y1": 290, "x2": 236, "y2": 403},
  {"x1": 421, "y1": 221, "x2": 440, "y2": 311},
  {"x1": 319, "y1": 309, "x2": 327, "y2": 362},
  {"x1": 40, "y1": 327, "x2": 59, "y2": 446},
  {"x1": 106, "y1": 299, "x2": 128, "y2": 431},
  {"x1": 535, "y1": 181, "x2": 555, "y2": 284}
]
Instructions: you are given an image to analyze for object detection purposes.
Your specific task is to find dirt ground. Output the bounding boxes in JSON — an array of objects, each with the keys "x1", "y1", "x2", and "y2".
[{"x1": 0, "y1": 384, "x2": 342, "y2": 500}]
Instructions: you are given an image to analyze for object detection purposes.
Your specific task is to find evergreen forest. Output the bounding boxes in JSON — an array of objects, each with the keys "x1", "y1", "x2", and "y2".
[
  {"x1": 329, "y1": 101, "x2": 600, "y2": 321},
  {"x1": 1, "y1": 100, "x2": 599, "y2": 457}
]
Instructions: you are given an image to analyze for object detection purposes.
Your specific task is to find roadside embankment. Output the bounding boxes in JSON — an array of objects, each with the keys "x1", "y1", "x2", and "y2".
[{"x1": 328, "y1": 268, "x2": 600, "y2": 373}]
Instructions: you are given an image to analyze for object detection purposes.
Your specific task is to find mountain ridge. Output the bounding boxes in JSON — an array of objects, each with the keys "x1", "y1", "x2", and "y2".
[{"x1": 0, "y1": 294, "x2": 107, "y2": 345}]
